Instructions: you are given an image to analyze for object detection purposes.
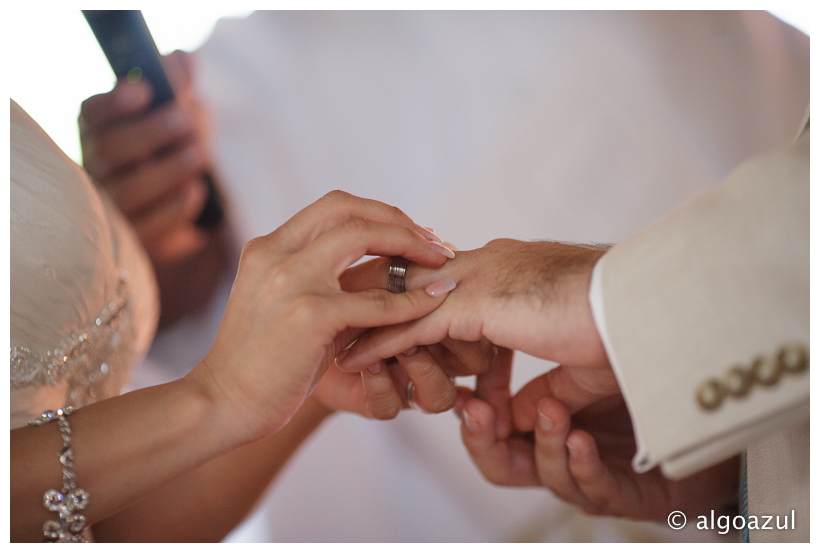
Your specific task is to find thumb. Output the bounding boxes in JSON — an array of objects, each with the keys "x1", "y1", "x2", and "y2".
[{"x1": 511, "y1": 365, "x2": 620, "y2": 432}]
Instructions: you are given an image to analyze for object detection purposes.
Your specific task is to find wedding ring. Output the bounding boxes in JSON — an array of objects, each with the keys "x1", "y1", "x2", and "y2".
[{"x1": 388, "y1": 256, "x2": 411, "y2": 294}]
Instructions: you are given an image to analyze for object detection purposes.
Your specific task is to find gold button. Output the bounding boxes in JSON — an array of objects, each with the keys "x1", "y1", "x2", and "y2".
[
  {"x1": 723, "y1": 366, "x2": 753, "y2": 397},
  {"x1": 778, "y1": 343, "x2": 808, "y2": 374},
  {"x1": 752, "y1": 355, "x2": 782, "y2": 386},
  {"x1": 697, "y1": 379, "x2": 725, "y2": 410}
]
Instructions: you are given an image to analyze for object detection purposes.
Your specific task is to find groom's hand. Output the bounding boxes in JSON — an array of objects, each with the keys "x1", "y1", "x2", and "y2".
[
  {"x1": 461, "y1": 380, "x2": 740, "y2": 520},
  {"x1": 336, "y1": 240, "x2": 614, "y2": 410}
]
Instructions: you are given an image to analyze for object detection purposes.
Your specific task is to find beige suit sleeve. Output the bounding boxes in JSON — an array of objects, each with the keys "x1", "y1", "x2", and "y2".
[{"x1": 598, "y1": 121, "x2": 809, "y2": 479}]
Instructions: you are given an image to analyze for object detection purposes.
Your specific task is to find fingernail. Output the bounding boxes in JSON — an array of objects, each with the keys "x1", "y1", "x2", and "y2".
[
  {"x1": 367, "y1": 361, "x2": 383, "y2": 375},
  {"x1": 538, "y1": 411, "x2": 554, "y2": 433},
  {"x1": 425, "y1": 278, "x2": 457, "y2": 297},
  {"x1": 415, "y1": 224, "x2": 443, "y2": 243},
  {"x1": 334, "y1": 348, "x2": 350, "y2": 366},
  {"x1": 567, "y1": 443, "x2": 580, "y2": 459},
  {"x1": 402, "y1": 346, "x2": 418, "y2": 357},
  {"x1": 182, "y1": 144, "x2": 205, "y2": 168},
  {"x1": 429, "y1": 242, "x2": 456, "y2": 259},
  {"x1": 166, "y1": 110, "x2": 190, "y2": 132},
  {"x1": 463, "y1": 410, "x2": 478, "y2": 433}
]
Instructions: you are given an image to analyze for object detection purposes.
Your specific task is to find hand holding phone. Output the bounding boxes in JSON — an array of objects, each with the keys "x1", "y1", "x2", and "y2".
[{"x1": 83, "y1": 10, "x2": 225, "y2": 228}]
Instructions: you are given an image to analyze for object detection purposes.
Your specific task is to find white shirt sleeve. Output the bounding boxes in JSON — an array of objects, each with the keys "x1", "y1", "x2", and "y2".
[{"x1": 587, "y1": 255, "x2": 652, "y2": 473}]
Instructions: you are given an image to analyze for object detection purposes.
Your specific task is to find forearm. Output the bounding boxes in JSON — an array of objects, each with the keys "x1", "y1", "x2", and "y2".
[
  {"x1": 11, "y1": 370, "x2": 236, "y2": 542},
  {"x1": 90, "y1": 396, "x2": 333, "y2": 542}
]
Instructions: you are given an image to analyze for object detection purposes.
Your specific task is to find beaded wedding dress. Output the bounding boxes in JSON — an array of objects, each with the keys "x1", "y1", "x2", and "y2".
[{"x1": 10, "y1": 100, "x2": 160, "y2": 430}]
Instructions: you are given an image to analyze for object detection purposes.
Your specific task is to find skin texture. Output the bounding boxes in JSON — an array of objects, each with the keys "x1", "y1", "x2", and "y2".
[
  {"x1": 337, "y1": 240, "x2": 614, "y2": 403},
  {"x1": 75, "y1": 53, "x2": 740, "y2": 528},
  {"x1": 341, "y1": 239, "x2": 739, "y2": 521},
  {"x1": 458, "y1": 382, "x2": 739, "y2": 521},
  {"x1": 11, "y1": 192, "x2": 455, "y2": 542}
]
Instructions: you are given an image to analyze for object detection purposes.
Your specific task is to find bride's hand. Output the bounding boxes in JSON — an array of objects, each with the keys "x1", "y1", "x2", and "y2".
[
  {"x1": 319, "y1": 255, "x2": 500, "y2": 419},
  {"x1": 186, "y1": 191, "x2": 456, "y2": 443}
]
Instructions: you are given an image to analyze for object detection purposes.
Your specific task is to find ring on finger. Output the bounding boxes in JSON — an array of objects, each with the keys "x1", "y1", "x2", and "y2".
[{"x1": 388, "y1": 256, "x2": 410, "y2": 294}]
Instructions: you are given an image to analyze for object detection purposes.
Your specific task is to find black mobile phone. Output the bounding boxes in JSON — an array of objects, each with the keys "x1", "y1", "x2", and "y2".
[{"x1": 82, "y1": 10, "x2": 225, "y2": 228}]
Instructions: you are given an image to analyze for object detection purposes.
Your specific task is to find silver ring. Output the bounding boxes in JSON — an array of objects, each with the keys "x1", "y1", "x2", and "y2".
[{"x1": 388, "y1": 256, "x2": 410, "y2": 294}]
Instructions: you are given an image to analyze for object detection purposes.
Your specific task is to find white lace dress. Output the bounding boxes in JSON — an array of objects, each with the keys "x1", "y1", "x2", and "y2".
[{"x1": 10, "y1": 99, "x2": 159, "y2": 430}]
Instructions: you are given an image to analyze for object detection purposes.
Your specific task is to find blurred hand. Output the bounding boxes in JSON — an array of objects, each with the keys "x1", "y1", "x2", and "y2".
[
  {"x1": 459, "y1": 378, "x2": 740, "y2": 520},
  {"x1": 80, "y1": 50, "x2": 213, "y2": 263},
  {"x1": 186, "y1": 191, "x2": 456, "y2": 442},
  {"x1": 80, "y1": 50, "x2": 231, "y2": 326}
]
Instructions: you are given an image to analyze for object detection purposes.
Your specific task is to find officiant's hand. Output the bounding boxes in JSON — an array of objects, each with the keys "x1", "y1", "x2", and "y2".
[
  {"x1": 80, "y1": 50, "x2": 213, "y2": 263},
  {"x1": 80, "y1": 50, "x2": 230, "y2": 326},
  {"x1": 187, "y1": 191, "x2": 457, "y2": 443}
]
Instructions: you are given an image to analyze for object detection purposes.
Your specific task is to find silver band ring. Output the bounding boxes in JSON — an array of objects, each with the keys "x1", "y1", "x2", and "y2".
[{"x1": 388, "y1": 256, "x2": 410, "y2": 294}]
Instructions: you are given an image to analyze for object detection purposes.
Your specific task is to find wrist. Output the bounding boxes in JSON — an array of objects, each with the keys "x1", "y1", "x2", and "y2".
[
  {"x1": 184, "y1": 358, "x2": 328, "y2": 447},
  {"x1": 181, "y1": 361, "x2": 259, "y2": 450},
  {"x1": 583, "y1": 250, "x2": 613, "y2": 369},
  {"x1": 543, "y1": 245, "x2": 611, "y2": 369}
]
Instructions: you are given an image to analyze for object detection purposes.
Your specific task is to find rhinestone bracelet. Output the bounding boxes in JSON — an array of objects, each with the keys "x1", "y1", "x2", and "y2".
[{"x1": 29, "y1": 407, "x2": 89, "y2": 543}]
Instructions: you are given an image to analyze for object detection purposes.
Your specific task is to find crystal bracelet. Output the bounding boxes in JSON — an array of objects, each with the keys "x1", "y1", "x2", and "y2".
[{"x1": 29, "y1": 407, "x2": 90, "y2": 543}]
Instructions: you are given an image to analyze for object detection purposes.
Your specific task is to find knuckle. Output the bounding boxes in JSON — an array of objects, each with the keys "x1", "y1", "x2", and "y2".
[
  {"x1": 268, "y1": 263, "x2": 304, "y2": 294},
  {"x1": 363, "y1": 288, "x2": 393, "y2": 313},
  {"x1": 484, "y1": 238, "x2": 517, "y2": 250},
  {"x1": 340, "y1": 216, "x2": 371, "y2": 235},
  {"x1": 385, "y1": 203, "x2": 410, "y2": 224},
  {"x1": 241, "y1": 236, "x2": 265, "y2": 259},
  {"x1": 322, "y1": 189, "x2": 353, "y2": 204},
  {"x1": 239, "y1": 237, "x2": 276, "y2": 273},
  {"x1": 287, "y1": 295, "x2": 323, "y2": 326}
]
